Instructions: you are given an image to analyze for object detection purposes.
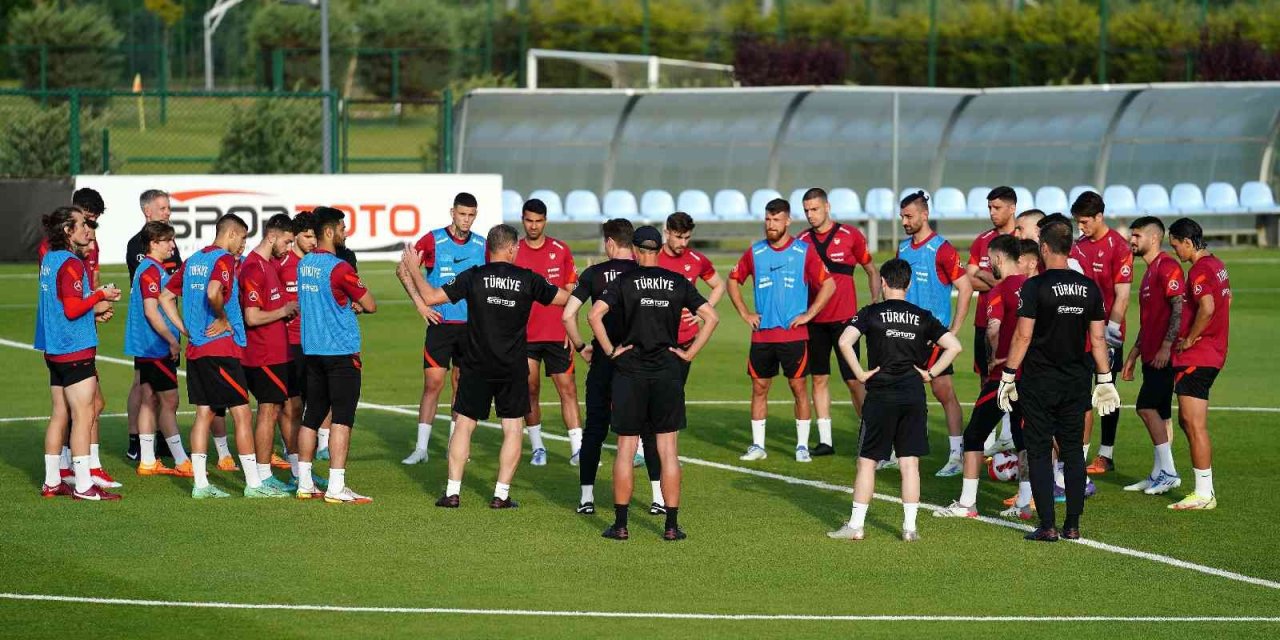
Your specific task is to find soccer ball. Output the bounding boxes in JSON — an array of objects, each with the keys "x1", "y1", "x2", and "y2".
[{"x1": 987, "y1": 451, "x2": 1019, "y2": 482}]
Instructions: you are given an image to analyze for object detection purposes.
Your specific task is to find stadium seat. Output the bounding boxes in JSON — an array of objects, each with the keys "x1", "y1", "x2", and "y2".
[
  {"x1": 1205, "y1": 182, "x2": 1244, "y2": 213},
  {"x1": 527, "y1": 189, "x2": 565, "y2": 221},
  {"x1": 602, "y1": 189, "x2": 638, "y2": 217},
  {"x1": 1240, "y1": 181, "x2": 1279, "y2": 212},
  {"x1": 501, "y1": 189, "x2": 523, "y2": 222},
  {"x1": 899, "y1": 187, "x2": 928, "y2": 204},
  {"x1": 788, "y1": 188, "x2": 808, "y2": 217},
  {"x1": 639, "y1": 189, "x2": 675, "y2": 220},
  {"x1": 714, "y1": 189, "x2": 752, "y2": 220},
  {"x1": 932, "y1": 187, "x2": 967, "y2": 219},
  {"x1": 966, "y1": 187, "x2": 992, "y2": 217},
  {"x1": 1012, "y1": 186, "x2": 1035, "y2": 214},
  {"x1": 750, "y1": 188, "x2": 784, "y2": 217},
  {"x1": 828, "y1": 188, "x2": 864, "y2": 221},
  {"x1": 1170, "y1": 183, "x2": 1205, "y2": 213},
  {"x1": 1069, "y1": 185, "x2": 1100, "y2": 205},
  {"x1": 1103, "y1": 185, "x2": 1138, "y2": 215},
  {"x1": 1034, "y1": 186, "x2": 1068, "y2": 215},
  {"x1": 1135, "y1": 184, "x2": 1173, "y2": 215},
  {"x1": 864, "y1": 188, "x2": 896, "y2": 219},
  {"x1": 677, "y1": 189, "x2": 716, "y2": 222},
  {"x1": 564, "y1": 190, "x2": 602, "y2": 221}
]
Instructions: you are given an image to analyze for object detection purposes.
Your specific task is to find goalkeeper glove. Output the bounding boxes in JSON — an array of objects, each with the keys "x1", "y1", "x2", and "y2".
[
  {"x1": 1105, "y1": 321, "x2": 1124, "y2": 348},
  {"x1": 1093, "y1": 371, "x2": 1121, "y2": 416},
  {"x1": 997, "y1": 367, "x2": 1019, "y2": 413}
]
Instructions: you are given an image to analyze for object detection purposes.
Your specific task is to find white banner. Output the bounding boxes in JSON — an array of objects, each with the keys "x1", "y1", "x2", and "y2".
[{"x1": 73, "y1": 174, "x2": 503, "y2": 266}]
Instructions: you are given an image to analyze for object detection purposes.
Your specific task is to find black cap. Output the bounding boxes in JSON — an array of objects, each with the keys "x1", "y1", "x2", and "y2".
[{"x1": 632, "y1": 225, "x2": 662, "y2": 250}]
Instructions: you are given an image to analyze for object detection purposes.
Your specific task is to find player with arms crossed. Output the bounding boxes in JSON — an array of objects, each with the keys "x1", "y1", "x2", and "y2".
[
  {"x1": 828, "y1": 258, "x2": 962, "y2": 541},
  {"x1": 967, "y1": 187, "x2": 1018, "y2": 454}
]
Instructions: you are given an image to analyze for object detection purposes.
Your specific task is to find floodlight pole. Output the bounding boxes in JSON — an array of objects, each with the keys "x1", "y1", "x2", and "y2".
[
  {"x1": 203, "y1": 0, "x2": 247, "y2": 90},
  {"x1": 321, "y1": 0, "x2": 332, "y2": 174}
]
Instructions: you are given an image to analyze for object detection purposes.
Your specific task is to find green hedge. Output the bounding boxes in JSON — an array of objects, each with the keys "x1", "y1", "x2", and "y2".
[
  {"x1": 6, "y1": 4, "x2": 123, "y2": 95},
  {"x1": 0, "y1": 104, "x2": 109, "y2": 178},
  {"x1": 248, "y1": 1, "x2": 358, "y2": 91},
  {"x1": 213, "y1": 98, "x2": 322, "y2": 174}
]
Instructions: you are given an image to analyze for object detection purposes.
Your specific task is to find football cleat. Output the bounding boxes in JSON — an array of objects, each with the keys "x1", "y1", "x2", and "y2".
[
  {"x1": 648, "y1": 502, "x2": 666, "y2": 515},
  {"x1": 311, "y1": 474, "x2": 329, "y2": 490},
  {"x1": 934, "y1": 455, "x2": 963, "y2": 477},
  {"x1": 984, "y1": 437, "x2": 1016, "y2": 457},
  {"x1": 41, "y1": 483, "x2": 72, "y2": 498},
  {"x1": 136, "y1": 461, "x2": 175, "y2": 476},
  {"x1": 1053, "y1": 484, "x2": 1066, "y2": 503},
  {"x1": 59, "y1": 468, "x2": 74, "y2": 485},
  {"x1": 1000, "y1": 504, "x2": 1034, "y2": 520},
  {"x1": 489, "y1": 496, "x2": 518, "y2": 509},
  {"x1": 324, "y1": 487, "x2": 373, "y2": 505},
  {"x1": 632, "y1": 452, "x2": 645, "y2": 467},
  {"x1": 738, "y1": 445, "x2": 767, "y2": 461},
  {"x1": 435, "y1": 493, "x2": 460, "y2": 508},
  {"x1": 826, "y1": 524, "x2": 865, "y2": 540},
  {"x1": 1062, "y1": 528, "x2": 1081, "y2": 540},
  {"x1": 662, "y1": 527, "x2": 687, "y2": 542},
  {"x1": 316, "y1": 448, "x2": 330, "y2": 461},
  {"x1": 795, "y1": 445, "x2": 812, "y2": 463},
  {"x1": 932, "y1": 501, "x2": 978, "y2": 518},
  {"x1": 576, "y1": 501, "x2": 595, "y2": 515},
  {"x1": 1084, "y1": 477, "x2": 1098, "y2": 498},
  {"x1": 191, "y1": 484, "x2": 230, "y2": 499},
  {"x1": 569, "y1": 451, "x2": 581, "y2": 467},
  {"x1": 901, "y1": 530, "x2": 920, "y2": 542},
  {"x1": 296, "y1": 487, "x2": 325, "y2": 500},
  {"x1": 244, "y1": 485, "x2": 288, "y2": 499},
  {"x1": 1123, "y1": 475, "x2": 1156, "y2": 492},
  {"x1": 602, "y1": 525, "x2": 629, "y2": 540},
  {"x1": 876, "y1": 456, "x2": 899, "y2": 470},
  {"x1": 1024, "y1": 527, "x2": 1059, "y2": 542},
  {"x1": 73, "y1": 485, "x2": 121, "y2": 501},
  {"x1": 530, "y1": 448, "x2": 547, "y2": 467},
  {"x1": 270, "y1": 453, "x2": 291, "y2": 469},
  {"x1": 401, "y1": 448, "x2": 428, "y2": 465},
  {"x1": 811, "y1": 443, "x2": 835, "y2": 457},
  {"x1": 1086, "y1": 455, "x2": 1115, "y2": 475},
  {"x1": 216, "y1": 456, "x2": 239, "y2": 472},
  {"x1": 1143, "y1": 471, "x2": 1182, "y2": 495},
  {"x1": 171, "y1": 460, "x2": 194, "y2": 478},
  {"x1": 90, "y1": 467, "x2": 122, "y2": 488},
  {"x1": 261, "y1": 476, "x2": 294, "y2": 494},
  {"x1": 1169, "y1": 492, "x2": 1216, "y2": 510}
]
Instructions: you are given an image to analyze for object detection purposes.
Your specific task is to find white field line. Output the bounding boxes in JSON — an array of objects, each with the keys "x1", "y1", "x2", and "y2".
[
  {"x1": 0, "y1": 592, "x2": 1276, "y2": 623},
  {"x1": 399, "y1": 400, "x2": 1280, "y2": 413}
]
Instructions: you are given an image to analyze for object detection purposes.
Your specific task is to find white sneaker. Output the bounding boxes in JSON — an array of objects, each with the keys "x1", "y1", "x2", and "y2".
[
  {"x1": 323, "y1": 487, "x2": 372, "y2": 504},
  {"x1": 984, "y1": 437, "x2": 1015, "y2": 456},
  {"x1": 1168, "y1": 491, "x2": 1215, "y2": 510},
  {"x1": 999, "y1": 504, "x2": 1034, "y2": 520},
  {"x1": 932, "y1": 500, "x2": 978, "y2": 518},
  {"x1": 1143, "y1": 471, "x2": 1182, "y2": 495},
  {"x1": 569, "y1": 450, "x2": 581, "y2": 467},
  {"x1": 530, "y1": 448, "x2": 547, "y2": 466},
  {"x1": 826, "y1": 524, "x2": 865, "y2": 540},
  {"x1": 795, "y1": 445, "x2": 812, "y2": 462},
  {"x1": 1124, "y1": 475, "x2": 1155, "y2": 492},
  {"x1": 739, "y1": 445, "x2": 767, "y2": 461},
  {"x1": 401, "y1": 448, "x2": 428, "y2": 465},
  {"x1": 902, "y1": 530, "x2": 920, "y2": 542},
  {"x1": 935, "y1": 455, "x2": 963, "y2": 477},
  {"x1": 877, "y1": 455, "x2": 899, "y2": 470}
]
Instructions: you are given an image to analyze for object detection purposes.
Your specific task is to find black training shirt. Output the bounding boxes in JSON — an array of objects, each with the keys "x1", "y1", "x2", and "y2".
[
  {"x1": 599, "y1": 265, "x2": 708, "y2": 379},
  {"x1": 572, "y1": 258, "x2": 638, "y2": 348},
  {"x1": 443, "y1": 261, "x2": 559, "y2": 380},
  {"x1": 126, "y1": 228, "x2": 184, "y2": 279},
  {"x1": 1016, "y1": 267, "x2": 1105, "y2": 386},
  {"x1": 849, "y1": 299, "x2": 948, "y2": 401}
]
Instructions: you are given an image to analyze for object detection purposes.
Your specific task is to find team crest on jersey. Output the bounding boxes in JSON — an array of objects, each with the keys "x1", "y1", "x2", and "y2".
[
  {"x1": 1169, "y1": 279, "x2": 1180, "y2": 291},
  {"x1": 1120, "y1": 265, "x2": 1132, "y2": 278},
  {"x1": 834, "y1": 238, "x2": 841, "y2": 245},
  {"x1": 550, "y1": 253, "x2": 556, "y2": 260},
  {"x1": 684, "y1": 265, "x2": 691, "y2": 271},
  {"x1": 148, "y1": 283, "x2": 159, "y2": 293},
  {"x1": 1194, "y1": 284, "x2": 1203, "y2": 295},
  {"x1": 248, "y1": 291, "x2": 260, "y2": 302},
  {"x1": 73, "y1": 280, "x2": 82, "y2": 292}
]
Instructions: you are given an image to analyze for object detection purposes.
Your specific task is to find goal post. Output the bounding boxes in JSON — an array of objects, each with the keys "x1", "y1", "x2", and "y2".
[{"x1": 525, "y1": 48, "x2": 737, "y2": 90}]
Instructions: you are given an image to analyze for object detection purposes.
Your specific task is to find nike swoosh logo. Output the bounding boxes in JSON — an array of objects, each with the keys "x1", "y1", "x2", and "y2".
[
  {"x1": 453, "y1": 256, "x2": 468, "y2": 263},
  {"x1": 769, "y1": 263, "x2": 784, "y2": 271}
]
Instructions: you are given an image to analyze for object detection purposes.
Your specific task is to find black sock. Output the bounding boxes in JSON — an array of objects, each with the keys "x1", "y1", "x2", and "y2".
[
  {"x1": 613, "y1": 504, "x2": 629, "y2": 529},
  {"x1": 664, "y1": 506, "x2": 679, "y2": 530},
  {"x1": 128, "y1": 434, "x2": 139, "y2": 444},
  {"x1": 1064, "y1": 513, "x2": 1080, "y2": 530}
]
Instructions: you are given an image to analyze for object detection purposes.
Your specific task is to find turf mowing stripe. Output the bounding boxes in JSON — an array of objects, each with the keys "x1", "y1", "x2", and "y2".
[{"x1": 0, "y1": 592, "x2": 1277, "y2": 622}]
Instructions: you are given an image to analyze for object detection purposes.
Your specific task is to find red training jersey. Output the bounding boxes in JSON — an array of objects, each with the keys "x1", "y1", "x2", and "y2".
[
  {"x1": 1174, "y1": 255, "x2": 1230, "y2": 369},
  {"x1": 657, "y1": 246, "x2": 717, "y2": 345},
  {"x1": 515, "y1": 237, "x2": 577, "y2": 343},
  {"x1": 166, "y1": 247, "x2": 241, "y2": 360},
  {"x1": 312, "y1": 249, "x2": 369, "y2": 307},
  {"x1": 1137, "y1": 252, "x2": 1184, "y2": 365},
  {"x1": 48, "y1": 258, "x2": 98, "y2": 363},
  {"x1": 1071, "y1": 228, "x2": 1134, "y2": 334},
  {"x1": 984, "y1": 273, "x2": 1027, "y2": 381},
  {"x1": 797, "y1": 223, "x2": 871, "y2": 324},
  {"x1": 729, "y1": 236, "x2": 831, "y2": 343},
  {"x1": 239, "y1": 251, "x2": 289, "y2": 367},
  {"x1": 275, "y1": 251, "x2": 302, "y2": 346},
  {"x1": 969, "y1": 228, "x2": 1008, "y2": 328}
]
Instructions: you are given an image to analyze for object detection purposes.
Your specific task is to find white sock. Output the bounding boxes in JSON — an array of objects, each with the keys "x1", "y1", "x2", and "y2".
[
  {"x1": 166, "y1": 434, "x2": 189, "y2": 464},
  {"x1": 329, "y1": 468, "x2": 346, "y2": 495},
  {"x1": 982, "y1": 429, "x2": 996, "y2": 452},
  {"x1": 1156, "y1": 442, "x2": 1176, "y2": 475},
  {"x1": 1194, "y1": 467, "x2": 1213, "y2": 497},
  {"x1": 650, "y1": 480, "x2": 664, "y2": 506},
  {"x1": 849, "y1": 501, "x2": 869, "y2": 529},
  {"x1": 948, "y1": 436, "x2": 962, "y2": 458},
  {"x1": 44, "y1": 454, "x2": 60, "y2": 486},
  {"x1": 581, "y1": 484, "x2": 594, "y2": 504},
  {"x1": 903, "y1": 502, "x2": 919, "y2": 532},
  {"x1": 1099, "y1": 444, "x2": 1114, "y2": 459},
  {"x1": 1017, "y1": 480, "x2": 1033, "y2": 507},
  {"x1": 140, "y1": 434, "x2": 157, "y2": 465},
  {"x1": 415, "y1": 423, "x2": 431, "y2": 451},
  {"x1": 998, "y1": 413, "x2": 1013, "y2": 441},
  {"x1": 192, "y1": 454, "x2": 209, "y2": 489},
  {"x1": 318, "y1": 427, "x2": 331, "y2": 450},
  {"x1": 258, "y1": 463, "x2": 273, "y2": 483},
  {"x1": 1082, "y1": 444, "x2": 1090, "y2": 461},
  {"x1": 60, "y1": 446, "x2": 71, "y2": 467},
  {"x1": 568, "y1": 427, "x2": 583, "y2": 455},
  {"x1": 213, "y1": 436, "x2": 231, "y2": 459},
  {"x1": 288, "y1": 453, "x2": 299, "y2": 478},
  {"x1": 297, "y1": 462, "x2": 314, "y2": 491},
  {"x1": 750, "y1": 419, "x2": 766, "y2": 448},
  {"x1": 89, "y1": 443, "x2": 102, "y2": 469},
  {"x1": 494, "y1": 481, "x2": 510, "y2": 500},
  {"x1": 959, "y1": 477, "x2": 979, "y2": 507},
  {"x1": 817, "y1": 418, "x2": 833, "y2": 445},
  {"x1": 72, "y1": 455, "x2": 92, "y2": 493},
  {"x1": 1149, "y1": 447, "x2": 1161, "y2": 479},
  {"x1": 796, "y1": 419, "x2": 811, "y2": 449},
  {"x1": 446, "y1": 478, "x2": 462, "y2": 497},
  {"x1": 526, "y1": 424, "x2": 545, "y2": 451},
  {"x1": 239, "y1": 455, "x2": 261, "y2": 488}
]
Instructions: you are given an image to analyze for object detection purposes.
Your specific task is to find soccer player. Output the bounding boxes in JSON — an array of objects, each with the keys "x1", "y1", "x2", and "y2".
[
  {"x1": 965, "y1": 188, "x2": 1018, "y2": 456},
  {"x1": 240, "y1": 214, "x2": 298, "y2": 493},
  {"x1": 935, "y1": 235, "x2": 1032, "y2": 520},
  {"x1": 1119, "y1": 217, "x2": 1183, "y2": 496},
  {"x1": 796, "y1": 188, "x2": 880, "y2": 456},
  {"x1": 126, "y1": 189, "x2": 177, "y2": 461},
  {"x1": 124, "y1": 221, "x2": 191, "y2": 477},
  {"x1": 403, "y1": 224, "x2": 572, "y2": 509},
  {"x1": 590, "y1": 226, "x2": 719, "y2": 541},
  {"x1": 563, "y1": 219, "x2": 665, "y2": 515},
  {"x1": 1167, "y1": 218, "x2": 1229, "y2": 511},
  {"x1": 896, "y1": 191, "x2": 973, "y2": 476},
  {"x1": 827, "y1": 258, "x2": 962, "y2": 541},
  {"x1": 1013, "y1": 209, "x2": 1045, "y2": 242},
  {"x1": 294, "y1": 207, "x2": 377, "y2": 504},
  {"x1": 727, "y1": 198, "x2": 835, "y2": 462},
  {"x1": 1070, "y1": 191, "x2": 1133, "y2": 475},
  {"x1": 996, "y1": 217, "x2": 1119, "y2": 541},
  {"x1": 398, "y1": 193, "x2": 486, "y2": 465},
  {"x1": 36, "y1": 206, "x2": 122, "y2": 500},
  {"x1": 160, "y1": 214, "x2": 284, "y2": 499},
  {"x1": 276, "y1": 213, "x2": 322, "y2": 481},
  {"x1": 514, "y1": 199, "x2": 582, "y2": 466}
]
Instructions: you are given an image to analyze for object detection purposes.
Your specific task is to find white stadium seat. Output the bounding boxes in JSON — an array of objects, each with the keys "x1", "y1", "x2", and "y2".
[
  {"x1": 1170, "y1": 183, "x2": 1205, "y2": 213},
  {"x1": 526, "y1": 189, "x2": 565, "y2": 221},
  {"x1": 563, "y1": 190, "x2": 602, "y2": 220},
  {"x1": 1240, "y1": 181, "x2": 1279, "y2": 212},
  {"x1": 788, "y1": 188, "x2": 808, "y2": 217},
  {"x1": 1102, "y1": 185, "x2": 1137, "y2": 215},
  {"x1": 864, "y1": 188, "x2": 896, "y2": 219},
  {"x1": 677, "y1": 189, "x2": 716, "y2": 221},
  {"x1": 1033, "y1": 186, "x2": 1068, "y2": 215},
  {"x1": 639, "y1": 189, "x2": 675, "y2": 219},
  {"x1": 750, "y1": 188, "x2": 783, "y2": 217},
  {"x1": 1069, "y1": 185, "x2": 1099, "y2": 205},
  {"x1": 601, "y1": 189, "x2": 638, "y2": 217},
  {"x1": 501, "y1": 189, "x2": 523, "y2": 222},
  {"x1": 1135, "y1": 184, "x2": 1172, "y2": 215},
  {"x1": 1012, "y1": 186, "x2": 1035, "y2": 214},
  {"x1": 828, "y1": 188, "x2": 864, "y2": 221},
  {"x1": 1205, "y1": 182, "x2": 1243, "y2": 213},
  {"x1": 966, "y1": 187, "x2": 992, "y2": 217},
  {"x1": 713, "y1": 189, "x2": 752, "y2": 220},
  {"x1": 932, "y1": 187, "x2": 967, "y2": 218}
]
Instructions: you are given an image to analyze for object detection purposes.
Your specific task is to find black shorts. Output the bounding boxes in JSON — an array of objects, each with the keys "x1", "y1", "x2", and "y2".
[
  {"x1": 1018, "y1": 382, "x2": 1088, "y2": 455},
  {"x1": 748, "y1": 341, "x2": 809, "y2": 379},
  {"x1": 857, "y1": 394, "x2": 929, "y2": 461},
  {"x1": 1136, "y1": 363, "x2": 1175, "y2": 420},
  {"x1": 186, "y1": 357, "x2": 250, "y2": 410},
  {"x1": 246, "y1": 362, "x2": 290, "y2": 405},
  {"x1": 584, "y1": 352, "x2": 615, "y2": 431},
  {"x1": 973, "y1": 327, "x2": 990, "y2": 380},
  {"x1": 807, "y1": 321, "x2": 857, "y2": 381},
  {"x1": 527, "y1": 341, "x2": 573, "y2": 376},
  {"x1": 962, "y1": 381, "x2": 1024, "y2": 452},
  {"x1": 302, "y1": 354, "x2": 362, "y2": 429},
  {"x1": 424, "y1": 323, "x2": 467, "y2": 369},
  {"x1": 47, "y1": 357, "x2": 96, "y2": 388},
  {"x1": 453, "y1": 369, "x2": 529, "y2": 421},
  {"x1": 612, "y1": 374, "x2": 686, "y2": 436},
  {"x1": 923, "y1": 344, "x2": 955, "y2": 377},
  {"x1": 1174, "y1": 366, "x2": 1220, "y2": 401},
  {"x1": 135, "y1": 356, "x2": 179, "y2": 393},
  {"x1": 287, "y1": 344, "x2": 305, "y2": 398}
]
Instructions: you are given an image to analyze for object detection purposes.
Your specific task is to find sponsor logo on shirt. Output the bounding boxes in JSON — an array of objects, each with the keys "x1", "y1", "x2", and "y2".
[
  {"x1": 640, "y1": 298, "x2": 670, "y2": 307},
  {"x1": 885, "y1": 329, "x2": 917, "y2": 339},
  {"x1": 1057, "y1": 305, "x2": 1085, "y2": 314},
  {"x1": 486, "y1": 296, "x2": 517, "y2": 307},
  {"x1": 1120, "y1": 265, "x2": 1132, "y2": 278}
]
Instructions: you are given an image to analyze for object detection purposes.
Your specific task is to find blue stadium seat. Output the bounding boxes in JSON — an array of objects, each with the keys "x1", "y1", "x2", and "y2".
[
  {"x1": 1240, "y1": 181, "x2": 1279, "y2": 213},
  {"x1": 714, "y1": 189, "x2": 752, "y2": 220},
  {"x1": 1170, "y1": 183, "x2": 1205, "y2": 213},
  {"x1": 602, "y1": 189, "x2": 638, "y2": 217},
  {"x1": 1069, "y1": 185, "x2": 1099, "y2": 205},
  {"x1": 788, "y1": 188, "x2": 808, "y2": 216},
  {"x1": 1012, "y1": 186, "x2": 1035, "y2": 214},
  {"x1": 865, "y1": 188, "x2": 896, "y2": 219},
  {"x1": 640, "y1": 189, "x2": 675, "y2": 220},
  {"x1": 527, "y1": 189, "x2": 565, "y2": 221},
  {"x1": 1135, "y1": 184, "x2": 1172, "y2": 215},
  {"x1": 828, "y1": 188, "x2": 864, "y2": 221},
  {"x1": 564, "y1": 190, "x2": 602, "y2": 220},
  {"x1": 677, "y1": 189, "x2": 716, "y2": 222},
  {"x1": 966, "y1": 187, "x2": 992, "y2": 217},
  {"x1": 502, "y1": 189, "x2": 523, "y2": 222},
  {"x1": 1205, "y1": 182, "x2": 1243, "y2": 213},
  {"x1": 750, "y1": 188, "x2": 783, "y2": 217},
  {"x1": 1034, "y1": 186, "x2": 1068, "y2": 215},
  {"x1": 932, "y1": 187, "x2": 967, "y2": 219},
  {"x1": 1103, "y1": 185, "x2": 1138, "y2": 215},
  {"x1": 899, "y1": 187, "x2": 928, "y2": 205}
]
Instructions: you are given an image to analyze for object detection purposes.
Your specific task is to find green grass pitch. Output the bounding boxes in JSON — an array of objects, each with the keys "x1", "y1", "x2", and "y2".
[{"x1": 0, "y1": 248, "x2": 1277, "y2": 638}]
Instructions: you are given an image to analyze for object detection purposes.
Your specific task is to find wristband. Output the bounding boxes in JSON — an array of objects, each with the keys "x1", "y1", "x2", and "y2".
[
  {"x1": 1003, "y1": 366, "x2": 1017, "y2": 376},
  {"x1": 1097, "y1": 371, "x2": 1114, "y2": 384}
]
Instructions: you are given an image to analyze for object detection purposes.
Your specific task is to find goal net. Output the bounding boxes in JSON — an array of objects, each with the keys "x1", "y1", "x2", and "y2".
[{"x1": 526, "y1": 48, "x2": 737, "y2": 90}]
